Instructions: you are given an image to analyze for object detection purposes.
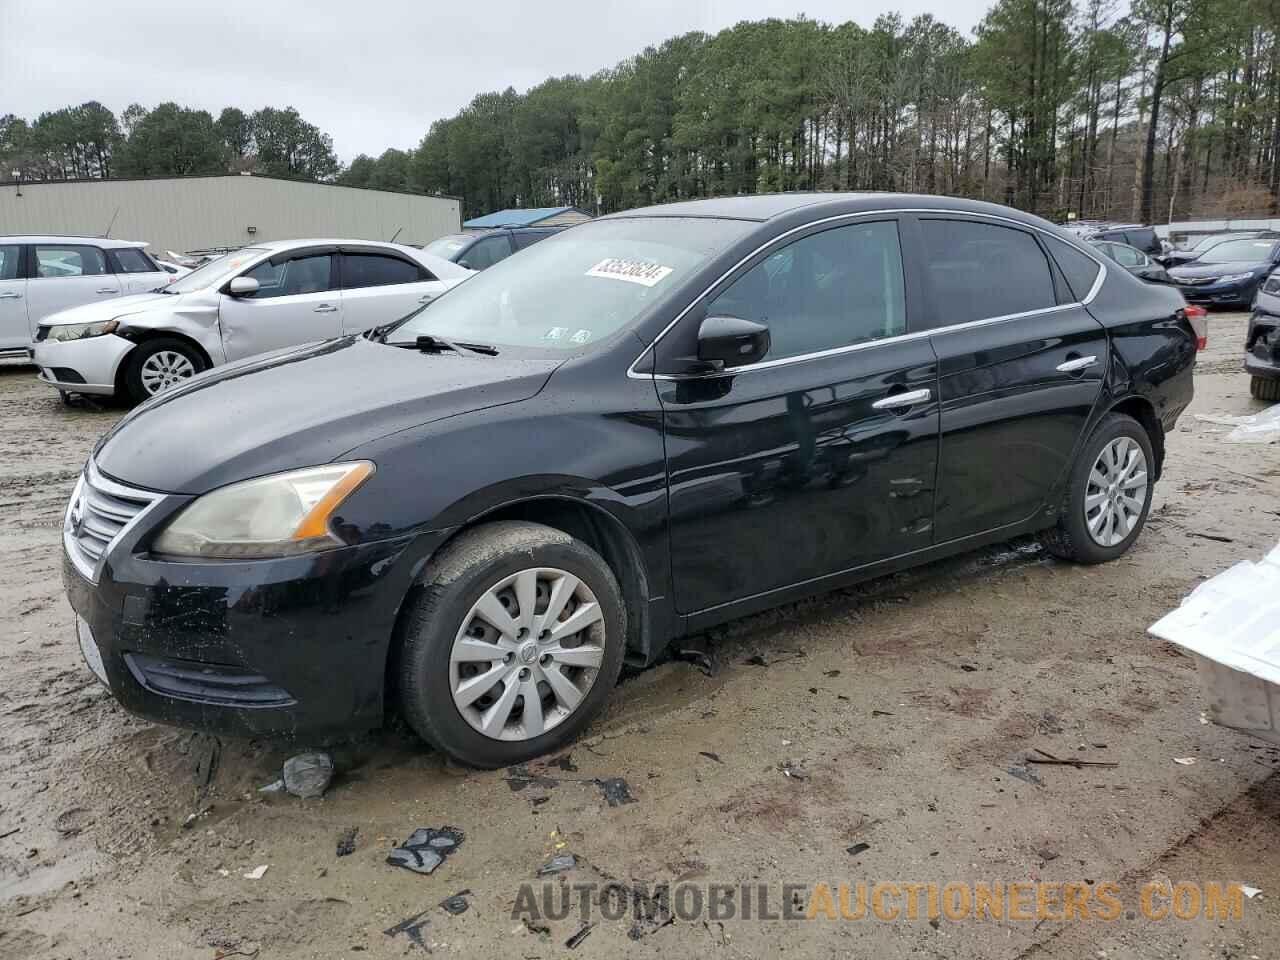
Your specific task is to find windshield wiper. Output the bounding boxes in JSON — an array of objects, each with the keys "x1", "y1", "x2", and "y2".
[{"x1": 409, "y1": 334, "x2": 499, "y2": 357}]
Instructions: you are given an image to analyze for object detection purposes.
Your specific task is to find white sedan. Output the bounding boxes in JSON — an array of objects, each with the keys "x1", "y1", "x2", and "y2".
[{"x1": 31, "y1": 239, "x2": 472, "y2": 403}]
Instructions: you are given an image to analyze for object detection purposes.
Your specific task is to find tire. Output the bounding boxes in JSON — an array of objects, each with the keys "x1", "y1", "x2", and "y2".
[
  {"x1": 123, "y1": 338, "x2": 205, "y2": 404},
  {"x1": 396, "y1": 521, "x2": 627, "y2": 768},
  {"x1": 1040, "y1": 413, "x2": 1155, "y2": 565},
  {"x1": 1250, "y1": 375, "x2": 1280, "y2": 402}
]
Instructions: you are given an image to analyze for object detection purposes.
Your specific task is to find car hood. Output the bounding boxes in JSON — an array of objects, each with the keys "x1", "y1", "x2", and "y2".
[
  {"x1": 40, "y1": 292, "x2": 182, "y2": 326},
  {"x1": 94, "y1": 337, "x2": 560, "y2": 494},
  {"x1": 1169, "y1": 261, "x2": 1267, "y2": 279}
]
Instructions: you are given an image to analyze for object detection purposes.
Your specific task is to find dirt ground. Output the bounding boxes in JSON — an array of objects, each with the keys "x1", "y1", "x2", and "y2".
[{"x1": 2, "y1": 313, "x2": 1279, "y2": 960}]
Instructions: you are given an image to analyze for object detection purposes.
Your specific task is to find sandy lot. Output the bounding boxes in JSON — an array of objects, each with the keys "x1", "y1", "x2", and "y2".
[{"x1": 2, "y1": 313, "x2": 1278, "y2": 959}]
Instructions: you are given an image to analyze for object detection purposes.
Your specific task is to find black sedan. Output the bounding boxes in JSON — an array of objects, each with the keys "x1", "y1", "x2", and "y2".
[
  {"x1": 1089, "y1": 240, "x2": 1174, "y2": 284},
  {"x1": 1167, "y1": 237, "x2": 1280, "y2": 307},
  {"x1": 422, "y1": 226, "x2": 563, "y2": 271},
  {"x1": 62, "y1": 194, "x2": 1198, "y2": 768}
]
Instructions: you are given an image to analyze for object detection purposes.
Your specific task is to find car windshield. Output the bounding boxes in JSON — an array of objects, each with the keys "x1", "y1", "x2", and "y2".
[
  {"x1": 389, "y1": 217, "x2": 750, "y2": 350},
  {"x1": 422, "y1": 234, "x2": 472, "y2": 260},
  {"x1": 165, "y1": 248, "x2": 267, "y2": 293},
  {"x1": 1200, "y1": 239, "x2": 1278, "y2": 263},
  {"x1": 1192, "y1": 235, "x2": 1235, "y2": 250}
]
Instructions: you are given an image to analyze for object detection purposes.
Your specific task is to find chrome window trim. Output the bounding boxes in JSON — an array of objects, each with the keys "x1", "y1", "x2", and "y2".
[
  {"x1": 64, "y1": 460, "x2": 165, "y2": 584},
  {"x1": 626, "y1": 207, "x2": 1109, "y2": 381}
]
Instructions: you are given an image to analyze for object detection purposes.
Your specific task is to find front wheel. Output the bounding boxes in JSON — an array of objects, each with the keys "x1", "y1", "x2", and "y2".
[
  {"x1": 396, "y1": 521, "x2": 627, "y2": 768},
  {"x1": 1041, "y1": 413, "x2": 1155, "y2": 564},
  {"x1": 123, "y1": 338, "x2": 204, "y2": 403}
]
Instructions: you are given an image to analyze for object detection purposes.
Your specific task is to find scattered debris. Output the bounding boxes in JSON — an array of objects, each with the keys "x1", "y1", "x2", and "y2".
[
  {"x1": 1037, "y1": 848, "x2": 1060, "y2": 862},
  {"x1": 598, "y1": 777, "x2": 637, "y2": 806},
  {"x1": 824, "y1": 669, "x2": 841, "y2": 677},
  {"x1": 565, "y1": 922, "x2": 595, "y2": 949},
  {"x1": 1195, "y1": 405, "x2": 1280, "y2": 443},
  {"x1": 283, "y1": 751, "x2": 335, "y2": 799},
  {"x1": 959, "y1": 664, "x2": 978, "y2": 673},
  {"x1": 1242, "y1": 885, "x2": 1262, "y2": 899},
  {"x1": 1173, "y1": 757, "x2": 1198, "y2": 766},
  {"x1": 698, "y1": 751, "x2": 723, "y2": 764},
  {"x1": 439, "y1": 889, "x2": 471, "y2": 915},
  {"x1": 779, "y1": 760, "x2": 809, "y2": 780},
  {"x1": 505, "y1": 765, "x2": 562, "y2": 791},
  {"x1": 536, "y1": 853, "x2": 577, "y2": 876},
  {"x1": 745, "y1": 654, "x2": 768, "y2": 666},
  {"x1": 871, "y1": 710, "x2": 894, "y2": 717},
  {"x1": 242, "y1": 865, "x2": 269, "y2": 880},
  {"x1": 1187, "y1": 531, "x2": 1234, "y2": 543},
  {"x1": 53, "y1": 807, "x2": 93, "y2": 837},
  {"x1": 1006, "y1": 764, "x2": 1043, "y2": 786},
  {"x1": 550, "y1": 753, "x2": 579, "y2": 772},
  {"x1": 674, "y1": 636, "x2": 716, "y2": 676},
  {"x1": 0, "y1": 827, "x2": 19, "y2": 840},
  {"x1": 1200, "y1": 712, "x2": 1211, "y2": 725},
  {"x1": 743, "y1": 650, "x2": 804, "y2": 667},
  {"x1": 336, "y1": 826, "x2": 358, "y2": 857},
  {"x1": 1027, "y1": 748, "x2": 1118, "y2": 769},
  {"x1": 387, "y1": 826, "x2": 465, "y2": 875},
  {"x1": 384, "y1": 909, "x2": 432, "y2": 950},
  {"x1": 846, "y1": 842, "x2": 870, "y2": 856},
  {"x1": 257, "y1": 779, "x2": 285, "y2": 794}
]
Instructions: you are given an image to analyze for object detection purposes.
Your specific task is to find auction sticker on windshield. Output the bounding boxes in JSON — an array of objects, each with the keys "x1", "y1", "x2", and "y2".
[{"x1": 586, "y1": 258, "x2": 673, "y2": 287}]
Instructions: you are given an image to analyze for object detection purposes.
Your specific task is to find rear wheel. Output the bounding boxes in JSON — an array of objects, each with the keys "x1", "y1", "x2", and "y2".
[
  {"x1": 1041, "y1": 413, "x2": 1154, "y2": 564},
  {"x1": 123, "y1": 338, "x2": 204, "y2": 403},
  {"x1": 396, "y1": 521, "x2": 626, "y2": 768},
  {"x1": 1250, "y1": 375, "x2": 1280, "y2": 402}
]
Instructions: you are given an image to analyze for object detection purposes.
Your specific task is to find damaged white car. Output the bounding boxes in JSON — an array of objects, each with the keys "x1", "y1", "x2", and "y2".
[{"x1": 30, "y1": 239, "x2": 472, "y2": 403}]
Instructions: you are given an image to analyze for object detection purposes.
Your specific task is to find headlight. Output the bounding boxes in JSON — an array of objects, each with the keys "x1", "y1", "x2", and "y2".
[
  {"x1": 1218, "y1": 272, "x2": 1256, "y2": 284},
  {"x1": 45, "y1": 320, "x2": 120, "y2": 342},
  {"x1": 151, "y1": 461, "x2": 374, "y2": 559}
]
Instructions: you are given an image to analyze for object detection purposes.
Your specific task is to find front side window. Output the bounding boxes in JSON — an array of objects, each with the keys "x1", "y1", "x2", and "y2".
[
  {"x1": 461, "y1": 236, "x2": 513, "y2": 270},
  {"x1": 342, "y1": 254, "x2": 423, "y2": 289},
  {"x1": 0, "y1": 245, "x2": 20, "y2": 281},
  {"x1": 920, "y1": 220, "x2": 1056, "y2": 326},
  {"x1": 242, "y1": 254, "x2": 333, "y2": 299},
  {"x1": 34, "y1": 245, "x2": 107, "y2": 278},
  {"x1": 1200, "y1": 239, "x2": 1279, "y2": 263},
  {"x1": 707, "y1": 221, "x2": 906, "y2": 361},
  {"x1": 112, "y1": 248, "x2": 157, "y2": 273},
  {"x1": 390, "y1": 216, "x2": 750, "y2": 351}
]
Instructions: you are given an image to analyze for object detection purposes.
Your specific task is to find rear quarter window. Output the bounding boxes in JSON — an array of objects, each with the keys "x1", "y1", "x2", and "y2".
[{"x1": 1044, "y1": 236, "x2": 1103, "y2": 301}]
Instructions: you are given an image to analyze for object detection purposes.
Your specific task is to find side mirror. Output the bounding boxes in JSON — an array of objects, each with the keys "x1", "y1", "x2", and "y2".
[
  {"x1": 697, "y1": 315, "x2": 770, "y2": 371},
  {"x1": 228, "y1": 276, "x2": 259, "y2": 296}
]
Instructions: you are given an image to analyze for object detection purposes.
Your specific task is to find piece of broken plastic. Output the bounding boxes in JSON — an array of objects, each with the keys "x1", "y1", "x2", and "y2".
[
  {"x1": 387, "y1": 826, "x2": 465, "y2": 875},
  {"x1": 1195, "y1": 403, "x2": 1280, "y2": 443}
]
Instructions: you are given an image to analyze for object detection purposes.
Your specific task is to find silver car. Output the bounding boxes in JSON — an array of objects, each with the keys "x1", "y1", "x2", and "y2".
[{"x1": 31, "y1": 239, "x2": 472, "y2": 403}]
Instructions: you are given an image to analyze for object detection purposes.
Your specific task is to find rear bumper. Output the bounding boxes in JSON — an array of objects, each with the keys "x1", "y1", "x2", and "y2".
[{"x1": 31, "y1": 334, "x2": 134, "y2": 395}]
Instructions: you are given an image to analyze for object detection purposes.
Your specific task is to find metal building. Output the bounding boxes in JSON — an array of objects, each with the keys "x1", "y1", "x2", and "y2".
[
  {"x1": 0, "y1": 174, "x2": 462, "y2": 256},
  {"x1": 463, "y1": 206, "x2": 592, "y2": 230}
]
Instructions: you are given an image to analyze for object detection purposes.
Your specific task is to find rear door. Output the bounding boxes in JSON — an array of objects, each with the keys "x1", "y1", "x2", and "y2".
[
  {"x1": 337, "y1": 251, "x2": 443, "y2": 334},
  {"x1": 658, "y1": 217, "x2": 939, "y2": 614},
  {"x1": 109, "y1": 247, "x2": 172, "y2": 294},
  {"x1": 0, "y1": 244, "x2": 28, "y2": 351},
  {"x1": 915, "y1": 217, "x2": 1108, "y2": 543},
  {"x1": 25, "y1": 244, "x2": 122, "y2": 328},
  {"x1": 217, "y1": 249, "x2": 341, "y2": 361}
]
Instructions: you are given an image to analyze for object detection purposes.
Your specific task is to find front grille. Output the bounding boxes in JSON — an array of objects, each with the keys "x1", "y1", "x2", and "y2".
[
  {"x1": 65, "y1": 463, "x2": 162, "y2": 582},
  {"x1": 125, "y1": 653, "x2": 296, "y2": 707},
  {"x1": 1176, "y1": 276, "x2": 1215, "y2": 286}
]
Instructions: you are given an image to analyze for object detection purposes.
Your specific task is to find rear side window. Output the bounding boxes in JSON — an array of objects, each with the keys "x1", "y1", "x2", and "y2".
[
  {"x1": 1124, "y1": 229, "x2": 1156, "y2": 251},
  {"x1": 920, "y1": 220, "x2": 1056, "y2": 325},
  {"x1": 513, "y1": 231, "x2": 552, "y2": 250},
  {"x1": 34, "y1": 245, "x2": 108, "y2": 278},
  {"x1": 342, "y1": 254, "x2": 425, "y2": 288},
  {"x1": 462, "y1": 236, "x2": 513, "y2": 270},
  {"x1": 111, "y1": 248, "x2": 157, "y2": 273},
  {"x1": 708, "y1": 220, "x2": 906, "y2": 360},
  {"x1": 242, "y1": 254, "x2": 334, "y2": 299},
  {"x1": 0, "y1": 245, "x2": 20, "y2": 281},
  {"x1": 1044, "y1": 236, "x2": 1102, "y2": 300}
]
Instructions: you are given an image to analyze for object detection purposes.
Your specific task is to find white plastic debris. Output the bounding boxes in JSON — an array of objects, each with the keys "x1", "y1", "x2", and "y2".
[
  {"x1": 243, "y1": 864, "x2": 269, "y2": 880},
  {"x1": 1149, "y1": 541, "x2": 1280, "y2": 744},
  {"x1": 1195, "y1": 404, "x2": 1280, "y2": 443},
  {"x1": 1173, "y1": 757, "x2": 1198, "y2": 765},
  {"x1": 1242, "y1": 885, "x2": 1262, "y2": 899}
]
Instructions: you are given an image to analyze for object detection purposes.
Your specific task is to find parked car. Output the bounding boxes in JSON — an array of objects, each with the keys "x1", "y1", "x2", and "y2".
[
  {"x1": 1166, "y1": 237, "x2": 1280, "y2": 308},
  {"x1": 1083, "y1": 223, "x2": 1163, "y2": 257},
  {"x1": 61, "y1": 194, "x2": 1197, "y2": 768},
  {"x1": 0, "y1": 237, "x2": 172, "y2": 359},
  {"x1": 31, "y1": 239, "x2": 471, "y2": 403},
  {"x1": 422, "y1": 226, "x2": 564, "y2": 271},
  {"x1": 1160, "y1": 231, "x2": 1280, "y2": 268},
  {"x1": 1089, "y1": 240, "x2": 1174, "y2": 284},
  {"x1": 1246, "y1": 272, "x2": 1280, "y2": 400}
]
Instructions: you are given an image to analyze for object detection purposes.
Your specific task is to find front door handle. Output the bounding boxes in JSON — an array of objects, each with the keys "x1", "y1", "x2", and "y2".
[
  {"x1": 95, "y1": 288, "x2": 117, "y2": 295},
  {"x1": 1056, "y1": 355, "x2": 1098, "y2": 373},
  {"x1": 871, "y1": 387, "x2": 932, "y2": 410},
  {"x1": 0, "y1": 291, "x2": 21, "y2": 300},
  {"x1": 314, "y1": 304, "x2": 338, "y2": 313}
]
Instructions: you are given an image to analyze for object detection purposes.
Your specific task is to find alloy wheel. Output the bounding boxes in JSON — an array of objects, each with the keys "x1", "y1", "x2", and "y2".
[
  {"x1": 139, "y1": 350, "x2": 196, "y2": 395},
  {"x1": 1083, "y1": 436, "x2": 1148, "y2": 547},
  {"x1": 449, "y1": 567, "x2": 606, "y2": 741}
]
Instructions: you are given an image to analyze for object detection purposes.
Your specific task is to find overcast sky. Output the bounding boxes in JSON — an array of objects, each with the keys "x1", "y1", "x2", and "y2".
[{"x1": 3, "y1": 0, "x2": 991, "y2": 162}]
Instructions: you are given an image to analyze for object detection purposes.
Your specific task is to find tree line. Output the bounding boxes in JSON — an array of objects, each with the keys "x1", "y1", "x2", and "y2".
[
  {"x1": 0, "y1": 103, "x2": 339, "y2": 183},
  {"x1": 5, "y1": 0, "x2": 1280, "y2": 225}
]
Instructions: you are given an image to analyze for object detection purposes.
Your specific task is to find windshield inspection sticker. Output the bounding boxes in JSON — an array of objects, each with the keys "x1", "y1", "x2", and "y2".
[
  {"x1": 586, "y1": 258, "x2": 673, "y2": 287},
  {"x1": 570, "y1": 329, "x2": 592, "y2": 344},
  {"x1": 544, "y1": 327, "x2": 569, "y2": 340}
]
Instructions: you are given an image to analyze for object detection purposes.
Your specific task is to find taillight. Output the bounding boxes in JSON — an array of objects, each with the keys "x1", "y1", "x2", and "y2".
[{"x1": 1184, "y1": 304, "x2": 1208, "y2": 350}]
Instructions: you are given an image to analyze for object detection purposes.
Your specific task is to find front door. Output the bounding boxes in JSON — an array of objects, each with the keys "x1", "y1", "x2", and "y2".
[
  {"x1": 26, "y1": 244, "x2": 122, "y2": 329},
  {"x1": 915, "y1": 217, "x2": 1109, "y2": 542},
  {"x1": 218, "y1": 251, "x2": 342, "y2": 362},
  {"x1": 0, "y1": 245, "x2": 27, "y2": 351},
  {"x1": 656, "y1": 218, "x2": 939, "y2": 614}
]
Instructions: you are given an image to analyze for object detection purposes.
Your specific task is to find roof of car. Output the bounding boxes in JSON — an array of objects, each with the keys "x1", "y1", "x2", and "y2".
[
  {"x1": 603, "y1": 192, "x2": 1062, "y2": 227},
  {"x1": 0, "y1": 235, "x2": 149, "y2": 248}
]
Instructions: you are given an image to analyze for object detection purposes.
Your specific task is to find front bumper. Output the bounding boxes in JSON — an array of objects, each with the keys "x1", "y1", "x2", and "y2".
[
  {"x1": 1172, "y1": 279, "x2": 1257, "y2": 307},
  {"x1": 61, "y1": 471, "x2": 444, "y2": 739},
  {"x1": 1246, "y1": 311, "x2": 1280, "y2": 379},
  {"x1": 31, "y1": 333, "x2": 136, "y2": 396}
]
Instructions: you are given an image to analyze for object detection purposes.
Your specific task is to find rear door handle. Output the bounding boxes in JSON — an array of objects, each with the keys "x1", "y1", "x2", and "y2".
[
  {"x1": 872, "y1": 387, "x2": 932, "y2": 410},
  {"x1": 95, "y1": 288, "x2": 117, "y2": 295},
  {"x1": 418, "y1": 294, "x2": 434, "y2": 304},
  {"x1": 0, "y1": 292, "x2": 21, "y2": 300},
  {"x1": 1056, "y1": 355, "x2": 1098, "y2": 373},
  {"x1": 314, "y1": 304, "x2": 338, "y2": 313}
]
